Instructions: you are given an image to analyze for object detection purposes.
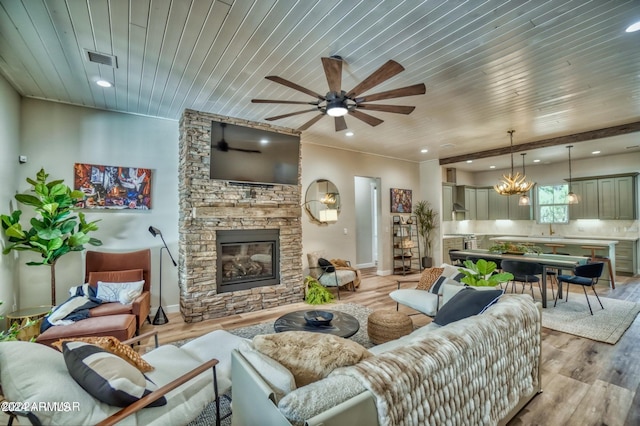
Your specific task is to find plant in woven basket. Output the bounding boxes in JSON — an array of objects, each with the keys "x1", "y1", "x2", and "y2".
[
  {"x1": 304, "y1": 276, "x2": 334, "y2": 305},
  {"x1": 458, "y1": 259, "x2": 513, "y2": 287}
]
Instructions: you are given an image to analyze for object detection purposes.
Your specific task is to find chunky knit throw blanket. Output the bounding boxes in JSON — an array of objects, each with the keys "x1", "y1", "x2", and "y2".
[{"x1": 332, "y1": 295, "x2": 541, "y2": 425}]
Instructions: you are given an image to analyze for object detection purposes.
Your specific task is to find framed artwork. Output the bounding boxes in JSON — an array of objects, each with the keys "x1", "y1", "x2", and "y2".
[
  {"x1": 74, "y1": 163, "x2": 152, "y2": 209},
  {"x1": 390, "y1": 188, "x2": 412, "y2": 213}
]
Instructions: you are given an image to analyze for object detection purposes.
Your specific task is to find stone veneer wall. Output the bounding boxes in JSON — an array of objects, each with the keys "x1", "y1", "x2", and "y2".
[{"x1": 178, "y1": 109, "x2": 303, "y2": 322}]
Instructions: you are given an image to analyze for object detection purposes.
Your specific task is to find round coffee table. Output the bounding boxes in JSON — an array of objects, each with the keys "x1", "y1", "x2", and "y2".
[{"x1": 274, "y1": 309, "x2": 360, "y2": 338}]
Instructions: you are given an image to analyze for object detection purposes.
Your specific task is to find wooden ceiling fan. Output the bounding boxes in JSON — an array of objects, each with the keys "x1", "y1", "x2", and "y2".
[{"x1": 252, "y1": 56, "x2": 426, "y2": 132}]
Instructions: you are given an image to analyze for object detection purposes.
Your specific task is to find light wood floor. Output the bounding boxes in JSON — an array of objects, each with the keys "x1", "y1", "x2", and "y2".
[{"x1": 138, "y1": 271, "x2": 640, "y2": 426}]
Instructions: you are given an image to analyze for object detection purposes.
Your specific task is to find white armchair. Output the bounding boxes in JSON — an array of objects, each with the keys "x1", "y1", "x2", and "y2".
[{"x1": 307, "y1": 252, "x2": 358, "y2": 299}]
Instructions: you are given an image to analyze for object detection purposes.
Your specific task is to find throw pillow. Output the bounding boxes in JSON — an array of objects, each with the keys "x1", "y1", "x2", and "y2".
[
  {"x1": 97, "y1": 280, "x2": 145, "y2": 304},
  {"x1": 416, "y1": 267, "x2": 445, "y2": 291},
  {"x1": 428, "y1": 276, "x2": 447, "y2": 295},
  {"x1": 253, "y1": 331, "x2": 372, "y2": 387},
  {"x1": 88, "y1": 269, "x2": 144, "y2": 286},
  {"x1": 317, "y1": 258, "x2": 335, "y2": 273},
  {"x1": 433, "y1": 287, "x2": 504, "y2": 326},
  {"x1": 62, "y1": 341, "x2": 166, "y2": 407},
  {"x1": 52, "y1": 336, "x2": 154, "y2": 372},
  {"x1": 238, "y1": 341, "x2": 296, "y2": 402}
]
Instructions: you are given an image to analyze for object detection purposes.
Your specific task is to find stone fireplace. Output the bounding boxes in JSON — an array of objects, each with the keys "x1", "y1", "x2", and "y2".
[{"x1": 178, "y1": 109, "x2": 304, "y2": 322}]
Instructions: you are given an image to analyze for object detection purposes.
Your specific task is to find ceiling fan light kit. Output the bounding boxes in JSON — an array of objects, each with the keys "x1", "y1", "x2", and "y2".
[
  {"x1": 494, "y1": 130, "x2": 535, "y2": 196},
  {"x1": 252, "y1": 56, "x2": 425, "y2": 131}
]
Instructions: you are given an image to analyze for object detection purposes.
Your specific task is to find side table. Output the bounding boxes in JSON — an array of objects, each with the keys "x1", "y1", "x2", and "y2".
[{"x1": 5, "y1": 306, "x2": 52, "y2": 341}]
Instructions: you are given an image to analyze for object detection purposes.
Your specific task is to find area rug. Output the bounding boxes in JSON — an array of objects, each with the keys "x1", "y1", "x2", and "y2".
[
  {"x1": 541, "y1": 295, "x2": 640, "y2": 344},
  {"x1": 186, "y1": 303, "x2": 374, "y2": 426}
]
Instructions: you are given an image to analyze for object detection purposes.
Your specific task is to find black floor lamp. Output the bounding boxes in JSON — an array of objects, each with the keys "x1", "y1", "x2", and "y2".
[{"x1": 149, "y1": 226, "x2": 177, "y2": 325}]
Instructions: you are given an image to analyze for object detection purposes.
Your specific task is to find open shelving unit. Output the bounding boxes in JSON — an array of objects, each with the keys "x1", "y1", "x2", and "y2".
[{"x1": 392, "y1": 215, "x2": 422, "y2": 275}]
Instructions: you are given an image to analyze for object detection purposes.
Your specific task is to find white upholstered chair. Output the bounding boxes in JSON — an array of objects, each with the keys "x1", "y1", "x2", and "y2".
[{"x1": 307, "y1": 252, "x2": 358, "y2": 300}]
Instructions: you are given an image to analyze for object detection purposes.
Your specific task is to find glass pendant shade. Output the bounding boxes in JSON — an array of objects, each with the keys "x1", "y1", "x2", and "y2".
[{"x1": 566, "y1": 145, "x2": 579, "y2": 204}]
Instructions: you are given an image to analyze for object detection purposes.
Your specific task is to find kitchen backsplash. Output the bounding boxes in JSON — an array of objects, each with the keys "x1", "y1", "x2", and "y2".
[{"x1": 443, "y1": 219, "x2": 640, "y2": 240}]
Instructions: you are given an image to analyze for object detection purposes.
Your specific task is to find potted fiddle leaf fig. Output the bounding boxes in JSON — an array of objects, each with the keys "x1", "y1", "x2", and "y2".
[
  {"x1": 1, "y1": 168, "x2": 102, "y2": 305},
  {"x1": 414, "y1": 200, "x2": 438, "y2": 268},
  {"x1": 458, "y1": 259, "x2": 513, "y2": 288}
]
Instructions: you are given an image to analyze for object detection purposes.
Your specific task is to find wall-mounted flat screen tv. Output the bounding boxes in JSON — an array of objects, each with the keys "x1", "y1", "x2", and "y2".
[{"x1": 210, "y1": 121, "x2": 300, "y2": 186}]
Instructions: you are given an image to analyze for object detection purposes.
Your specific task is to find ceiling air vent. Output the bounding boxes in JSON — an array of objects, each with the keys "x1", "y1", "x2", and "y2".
[{"x1": 86, "y1": 50, "x2": 117, "y2": 68}]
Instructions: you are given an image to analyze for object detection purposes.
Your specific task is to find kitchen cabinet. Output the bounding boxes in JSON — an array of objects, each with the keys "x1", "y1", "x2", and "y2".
[
  {"x1": 508, "y1": 192, "x2": 532, "y2": 220},
  {"x1": 464, "y1": 187, "x2": 477, "y2": 220},
  {"x1": 598, "y1": 175, "x2": 636, "y2": 220},
  {"x1": 475, "y1": 188, "x2": 489, "y2": 220},
  {"x1": 442, "y1": 237, "x2": 464, "y2": 263},
  {"x1": 442, "y1": 184, "x2": 454, "y2": 221},
  {"x1": 615, "y1": 240, "x2": 637, "y2": 274},
  {"x1": 488, "y1": 189, "x2": 509, "y2": 219},
  {"x1": 569, "y1": 179, "x2": 599, "y2": 219},
  {"x1": 392, "y1": 216, "x2": 421, "y2": 275}
]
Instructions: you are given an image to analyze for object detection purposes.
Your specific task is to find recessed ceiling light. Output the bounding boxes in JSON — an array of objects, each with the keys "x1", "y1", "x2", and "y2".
[
  {"x1": 466, "y1": 160, "x2": 472, "y2": 164},
  {"x1": 626, "y1": 21, "x2": 640, "y2": 32},
  {"x1": 533, "y1": 159, "x2": 541, "y2": 163},
  {"x1": 489, "y1": 165, "x2": 496, "y2": 169},
  {"x1": 420, "y1": 148, "x2": 428, "y2": 153},
  {"x1": 345, "y1": 131, "x2": 354, "y2": 137},
  {"x1": 96, "y1": 79, "x2": 113, "y2": 88},
  {"x1": 591, "y1": 150, "x2": 600, "y2": 154}
]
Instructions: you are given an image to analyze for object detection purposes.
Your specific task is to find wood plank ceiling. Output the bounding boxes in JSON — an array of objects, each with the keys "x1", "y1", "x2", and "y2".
[{"x1": 1, "y1": 0, "x2": 639, "y2": 169}]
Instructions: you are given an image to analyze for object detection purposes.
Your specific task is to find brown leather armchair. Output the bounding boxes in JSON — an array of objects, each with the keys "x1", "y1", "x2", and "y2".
[{"x1": 85, "y1": 249, "x2": 152, "y2": 331}]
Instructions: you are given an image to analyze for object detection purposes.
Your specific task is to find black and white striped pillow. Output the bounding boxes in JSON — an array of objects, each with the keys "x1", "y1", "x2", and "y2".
[{"x1": 62, "y1": 341, "x2": 166, "y2": 407}]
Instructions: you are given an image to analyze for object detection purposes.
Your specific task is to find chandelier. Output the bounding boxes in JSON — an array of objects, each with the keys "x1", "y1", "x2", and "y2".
[{"x1": 494, "y1": 130, "x2": 535, "y2": 196}]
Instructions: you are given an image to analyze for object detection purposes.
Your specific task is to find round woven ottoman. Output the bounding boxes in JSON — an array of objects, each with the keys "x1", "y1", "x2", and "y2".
[{"x1": 367, "y1": 310, "x2": 413, "y2": 344}]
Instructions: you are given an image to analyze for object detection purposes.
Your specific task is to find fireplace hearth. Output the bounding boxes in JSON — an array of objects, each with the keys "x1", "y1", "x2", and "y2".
[{"x1": 216, "y1": 229, "x2": 280, "y2": 293}]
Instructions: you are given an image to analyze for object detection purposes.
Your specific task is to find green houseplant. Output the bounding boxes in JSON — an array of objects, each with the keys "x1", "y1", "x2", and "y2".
[
  {"x1": 304, "y1": 276, "x2": 335, "y2": 305},
  {"x1": 457, "y1": 259, "x2": 514, "y2": 287},
  {"x1": 489, "y1": 242, "x2": 541, "y2": 255},
  {"x1": 1, "y1": 168, "x2": 102, "y2": 305},
  {"x1": 413, "y1": 200, "x2": 438, "y2": 268}
]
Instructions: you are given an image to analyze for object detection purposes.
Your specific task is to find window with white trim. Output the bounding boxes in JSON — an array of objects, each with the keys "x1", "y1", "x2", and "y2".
[{"x1": 537, "y1": 184, "x2": 569, "y2": 223}]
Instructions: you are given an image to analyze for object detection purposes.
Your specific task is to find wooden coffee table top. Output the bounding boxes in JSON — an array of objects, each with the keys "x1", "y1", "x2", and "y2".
[{"x1": 273, "y1": 309, "x2": 360, "y2": 338}]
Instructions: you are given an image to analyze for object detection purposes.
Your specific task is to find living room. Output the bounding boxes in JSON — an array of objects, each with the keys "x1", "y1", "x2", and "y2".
[{"x1": 1, "y1": 1, "x2": 640, "y2": 425}]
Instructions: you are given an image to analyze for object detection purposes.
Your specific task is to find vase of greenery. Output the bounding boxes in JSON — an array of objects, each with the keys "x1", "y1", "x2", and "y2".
[
  {"x1": 457, "y1": 259, "x2": 514, "y2": 288},
  {"x1": 304, "y1": 276, "x2": 335, "y2": 305},
  {"x1": 413, "y1": 200, "x2": 438, "y2": 268},
  {"x1": 1, "y1": 168, "x2": 102, "y2": 306}
]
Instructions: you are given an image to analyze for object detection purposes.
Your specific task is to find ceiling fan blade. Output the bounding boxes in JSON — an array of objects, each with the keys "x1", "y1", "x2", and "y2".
[
  {"x1": 265, "y1": 108, "x2": 318, "y2": 121},
  {"x1": 252, "y1": 99, "x2": 319, "y2": 105},
  {"x1": 357, "y1": 104, "x2": 415, "y2": 114},
  {"x1": 297, "y1": 114, "x2": 325, "y2": 131},
  {"x1": 321, "y1": 57, "x2": 343, "y2": 93},
  {"x1": 346, "y1": 60, "x2": 404, "y2": 98},
  {"x1": 355, "y1": 83, "x2": 426, "y2": 103},
  {"x1": 265, "y1": 76, "x2": 325, "y2": 100},
  {"x1": 334, "y1": 116, "x2": 348, "y2": 132},
  {"x1": 349, "y1": 109, "x2": 384, "y2": 127}
]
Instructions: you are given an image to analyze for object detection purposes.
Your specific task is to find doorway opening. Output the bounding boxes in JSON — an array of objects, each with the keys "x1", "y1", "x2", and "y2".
[{"x1": 354, "y1": 176, "x2": 381, "y2": 271}]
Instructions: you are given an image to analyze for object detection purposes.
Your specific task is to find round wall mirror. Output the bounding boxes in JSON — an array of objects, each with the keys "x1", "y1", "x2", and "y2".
[{"x1": 304, "y1": 179, "x2": 341, "y2": 224}]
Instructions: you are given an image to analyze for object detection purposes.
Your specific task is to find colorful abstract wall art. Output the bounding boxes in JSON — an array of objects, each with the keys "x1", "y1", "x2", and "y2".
[
  {"x1": 390, "y1": 188, "x2": 412, "y2": 213},
  {"x1": 74, "y1": 163, "x2": 152, "y2": 210}
]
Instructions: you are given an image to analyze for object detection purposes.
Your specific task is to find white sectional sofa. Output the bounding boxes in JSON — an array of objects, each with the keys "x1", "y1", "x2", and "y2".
[{"x1": 231, "y1": 294, "x2": 542, "y2": 426}]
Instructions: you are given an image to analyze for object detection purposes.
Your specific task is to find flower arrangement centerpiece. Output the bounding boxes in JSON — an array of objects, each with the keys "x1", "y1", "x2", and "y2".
[{"x1": 489, "y1": 242, "x2": 541, "y2": 255}]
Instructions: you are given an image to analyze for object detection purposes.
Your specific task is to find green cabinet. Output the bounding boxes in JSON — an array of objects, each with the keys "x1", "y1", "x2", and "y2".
[
  {"x1": 464, "y1": 187, "x2": 477, "y2": 220},
  {"x1": 488, "y1": 189, "x2": 509, "y2": 219},
  {"x1": 476, "y1": 188, "x2": 489, "y2": 220},
  {"x1": 442, "y1": 184, "x2": 454, "y2": 221},
  {"x1": 598, "y1": 175, "x2": 636, "y2": 220},
  {"x1": 569, "y1": 179, "x2": 599, "y2": 219}
]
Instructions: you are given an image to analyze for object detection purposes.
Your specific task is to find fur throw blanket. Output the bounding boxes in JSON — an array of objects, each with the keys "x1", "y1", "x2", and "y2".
[{"x1": 331, "y1": 295, "x2": 541, "y2": 425}]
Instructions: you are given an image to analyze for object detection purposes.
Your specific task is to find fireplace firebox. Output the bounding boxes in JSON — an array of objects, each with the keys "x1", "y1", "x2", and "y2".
[{"x1": 216, "y1": 229, "x2": 280, "y2": 293}]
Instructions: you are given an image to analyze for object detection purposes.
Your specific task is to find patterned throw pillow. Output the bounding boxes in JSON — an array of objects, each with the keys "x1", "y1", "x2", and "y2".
[
  {"x1": 52, "y1": 336, "x2": 154, "y2": 372},
  {"x1": 97, "y1": 280, "x2": 145, "y2": 304},
  {"x1": 61, "y1": 341, "x2": 166, "y2": 407},
  {"x1": 416, "y1": 267, "x2": 445, "y2": 291}
]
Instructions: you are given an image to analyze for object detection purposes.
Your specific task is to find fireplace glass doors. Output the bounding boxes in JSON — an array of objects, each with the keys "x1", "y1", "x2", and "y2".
[{"x1": 216, "y1": 229, "x2": 280, "y2": 293}]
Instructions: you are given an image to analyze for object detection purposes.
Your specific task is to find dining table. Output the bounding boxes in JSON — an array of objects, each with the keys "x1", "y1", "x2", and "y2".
[{"x1": 448, "y1": 249, "x2": 589, "y2": 308}]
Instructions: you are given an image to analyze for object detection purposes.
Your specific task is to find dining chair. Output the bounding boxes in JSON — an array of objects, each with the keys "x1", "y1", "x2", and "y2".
[
  {"x1": 500, "y1": 260, "x2": 545, "y2": 298},
  {"x1": 554, "y1": 262, "x2": 605, "y2": 315}
]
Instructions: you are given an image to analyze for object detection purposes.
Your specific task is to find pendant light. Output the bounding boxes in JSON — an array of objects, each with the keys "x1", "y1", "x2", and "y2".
[
  {"x1": 518, "y1": 153, "x2": 531, "y2": 205},
  {"x1": 566, "y1": 145, "x2": 578, "y2": 204},
  {"x1": 494, "y1": 130, "x2": 535, "y2": 196}
]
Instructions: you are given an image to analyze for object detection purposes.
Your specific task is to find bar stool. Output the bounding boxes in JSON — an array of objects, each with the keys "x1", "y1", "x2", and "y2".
[
  {"x1": 544, "y1": 243, "x2": 565, "y2": 254},
  {"x1": 581, "y1": 245, "x2": 615, "y2": 289}
]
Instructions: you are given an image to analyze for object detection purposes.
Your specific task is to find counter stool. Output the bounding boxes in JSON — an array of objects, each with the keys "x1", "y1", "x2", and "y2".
[
  {"x1": 581, "y1": 245, "x2": 615, "y2": 289},
  {"x1": 544, "y1": 243, "x2": 566, "y2": 254}
]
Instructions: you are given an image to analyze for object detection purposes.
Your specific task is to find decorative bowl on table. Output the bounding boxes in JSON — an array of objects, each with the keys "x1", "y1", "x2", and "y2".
[{"x1": 304, "y1": 310, "x2": 334, "y2": 326}]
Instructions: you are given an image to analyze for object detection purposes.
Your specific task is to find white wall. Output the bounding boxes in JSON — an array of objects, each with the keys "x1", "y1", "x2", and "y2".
[
  {"x1": 0, "y1": 75, "x2": 21, "y2": 319},
  {"x1": 17, "y1": 99, "x2": 179, "y2": 311},
  {"x1": 301, "y1": 143, "x2": 420, "y2": 275}
]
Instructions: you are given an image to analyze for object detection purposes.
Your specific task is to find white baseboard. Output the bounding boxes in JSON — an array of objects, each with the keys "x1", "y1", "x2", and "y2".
[
  {"x1": 377, "y1": 269, "x2": 393, "y2": 276},
  {"x1": 151, "y1": 304, "x2": 180, "y2": 316}
]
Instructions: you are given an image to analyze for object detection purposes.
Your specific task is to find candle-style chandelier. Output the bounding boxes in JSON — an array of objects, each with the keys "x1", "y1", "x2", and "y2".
[{"x1": 494, "y1": 130, "x2": 535, "y2": 196}]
